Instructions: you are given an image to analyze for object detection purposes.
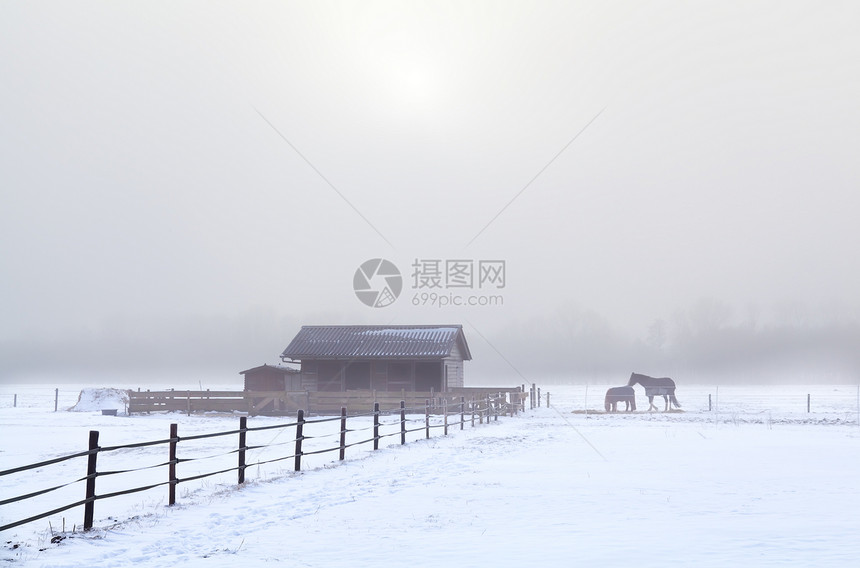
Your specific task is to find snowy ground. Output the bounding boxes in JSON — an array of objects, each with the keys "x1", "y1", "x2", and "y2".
[{"x1": 2, "y1": 383, "x2": 860, "y2": 567}]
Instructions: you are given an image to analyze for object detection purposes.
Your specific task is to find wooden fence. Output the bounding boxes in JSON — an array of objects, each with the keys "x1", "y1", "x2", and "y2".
[
  {"x1": 128, "y1": 387, "x2": 528, "y2": 416},
  {"x1": 1, "y1": 392, "x2": 534, "y2": 534}
]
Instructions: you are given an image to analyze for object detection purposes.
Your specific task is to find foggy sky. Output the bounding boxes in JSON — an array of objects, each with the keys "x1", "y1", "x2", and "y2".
[{"x1": 2, "y1": 1, "x2": 859, "y2": 384}]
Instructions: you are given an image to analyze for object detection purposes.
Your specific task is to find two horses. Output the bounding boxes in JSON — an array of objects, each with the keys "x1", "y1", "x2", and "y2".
[{"x1": 603, "y1": 373, "x2": 682, "y2": 412}]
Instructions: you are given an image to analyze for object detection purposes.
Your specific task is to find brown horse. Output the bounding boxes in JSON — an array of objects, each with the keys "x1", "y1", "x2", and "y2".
[
  {"x1": 604, "y1": 386, "x2": 636, "y2": 412},
  {"x1": 627, "y1": 372, "x2": 681, "y2": 411}
]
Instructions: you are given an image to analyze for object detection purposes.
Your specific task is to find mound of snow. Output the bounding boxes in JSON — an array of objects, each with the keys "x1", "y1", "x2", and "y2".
[{"x1": 70, "y1": 388, "x2": 129, "y2": 413}]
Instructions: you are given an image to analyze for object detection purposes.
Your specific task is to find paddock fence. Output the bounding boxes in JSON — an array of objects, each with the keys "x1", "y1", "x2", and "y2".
[
  {"x1": 1, "y1": 388, "x2": 539, "y2": 534},
  {"x1": 125, "y1": 386, "x2": 528, "y2": 416},
  {"x1": 541, "y1": 384, "x2": 860, "y2": 423}
]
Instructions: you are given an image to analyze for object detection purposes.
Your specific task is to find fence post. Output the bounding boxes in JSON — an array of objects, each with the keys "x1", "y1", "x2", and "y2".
[
  {"x1": 169, "y1": 423, "x2": 178, "y2": 506},
  {"x1": 709, "y1": 394, "x2": 712, "y2": 412},
  {"x1": 186, "y1": 391, "x2": 191, "y2": 417},
  {"x1": 83, "y1": 430, "x2": 99, "y2": 530},
  {"x1": 807, "y1": 393, "x2": 811, "y2": 413},
  {"x1": 295, "y1": 409, "x2": 305, "y2": 472},
  {"x1": 400, "y1": 401, "x2": 406, "y2": 445},
  {"x1": 238, "y1": 416, "x2": 247, "y2": 485},
  {"x1": 471, "y1": 399, "x2": 475, "y2": 427},
  {"x1": 425, "y1": 400, "x2": 430, "y2": 439},
  {"x1": 13, "y1": 394, "x2": 16, "y2": 408},
  {"x1": 373, "y1": 402, "x2": 380, "y2": 450},
  {"x1": 55, "y1": 388, "x2": 59, "y2": 412},
  {"x1": 547, "y1": 391, "x2": 551, "y2": 409},
  {"x1": 584, "y1": 385, "x2": 589, "y2": 418},
  {"x1": 339, "y1": 407, "x2": 347, "y2": 461},
  {"x1": 443, "y1": 398, "x2": 448, "y2": 436},
  {"x1": 537, "y1": 387, "x2": 541, "y2": 408},
  {"x1": 460, "y1": 396, "x2": 465, "y2": 430}
]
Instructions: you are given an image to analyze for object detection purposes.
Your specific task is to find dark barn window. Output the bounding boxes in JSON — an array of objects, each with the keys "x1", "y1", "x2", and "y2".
[
  {"x1": 388, "y1": 362, "x2": 412, "y2": 390},
  {"x1": 317, "y1": 361, "x2": 344, "y2": 392},
  {"x1": 345, "y1": 362, "x2": 371, "y2": 390},
  {"x1": 415, "y1": 361, "x2": 442, "y2": 392}
]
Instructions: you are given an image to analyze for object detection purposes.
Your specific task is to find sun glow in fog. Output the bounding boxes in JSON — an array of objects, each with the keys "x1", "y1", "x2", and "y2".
[
  {"x1": 397, "y1": 67, "x2": 435, "y2": 103},
  {"x1": 381, "y1": 61, "x2": 445, "y2": 116}
]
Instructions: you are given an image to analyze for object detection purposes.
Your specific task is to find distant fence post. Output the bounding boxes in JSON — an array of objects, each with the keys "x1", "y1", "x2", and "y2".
[
  {"x1": 425, "y1": 400, "x2": 430, "y2": 439},
  {"x1": 339, "y1": 407, "x2": 347, "y2": 460},
  {"x1": 471, "y1": 399, "x2": 475, "y2": 427},
  {"x1": 294, "y1": 409, "x2": 305, "y2": 472},
  {"x1": 400, "y1": 401, "x2": 406, "y2": 445},
  {"x1": 443, "y1": 398, "x2": 448, "y2": 436},
  {"x1": 169, "y1": 423, "x2": 178, "y2": 505},
  {"x1": 83, "y1": 430, "x2": 100, "y2": 530},
  {"x1": 373, "y1": 402, "x2": 380, "y2": 450},
  {"x1": 238, "y1": 416, "x2": 247, "y2": 485},
  {"x1": 807, "y1": 393, "x2": 811, "y2": 413},
  {"x1": 546, "y1": 391, "x2": 551, "y2": 409},
  {"x1": 584, "y1": 385, "x2": 589, "y2": 418},
  {"x1": 460, "y1": 396, "x2": 465, "y2": 430},
  {"x1": 537, "y1": 387, "x2": 541, "y2": 408},
  {"x1": 55, "y1": 388, "x2": 59, "y2": 412},
  {"x1": 709, "y1": 394, "x2": 712, "y2": 412},
  {"x1": 13, "y1": 394, "x2": 16, "y2": 408}
]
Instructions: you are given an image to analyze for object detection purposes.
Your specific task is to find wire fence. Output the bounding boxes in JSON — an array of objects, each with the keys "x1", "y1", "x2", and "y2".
[
  {"x1": 541, "y1": 384, "x2": 860, "y2": 424},
  {"x1": 1, "y1": 393, "x2": 529, "y2": 534},
  {"x1": 2, "y1": 388, "x2": 82, "y2": 412}
]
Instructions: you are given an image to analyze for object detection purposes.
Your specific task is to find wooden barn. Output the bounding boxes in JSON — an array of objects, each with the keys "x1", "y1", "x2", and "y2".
[
  {"x1": 240, "y1": 364, "x2": 301, "y2": 392},
  {"x1": 279, "y1": 325, "x2": 471, "y2": 393}
]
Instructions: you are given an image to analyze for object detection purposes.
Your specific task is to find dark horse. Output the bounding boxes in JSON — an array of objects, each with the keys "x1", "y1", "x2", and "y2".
[
  {"x1": 604, "y1": 386, "x2": 636, "y2": 412},
  {"x1": 627, "y1": 372, "x2": 681, "y2": 412}
]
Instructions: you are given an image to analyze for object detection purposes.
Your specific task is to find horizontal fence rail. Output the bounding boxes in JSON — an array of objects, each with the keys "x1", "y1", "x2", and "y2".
[
  {"x1": 126, "y1": 387, "x2": 527, "y2": 416},
  {"x1": 1, "y1": 392, "x2": 529, "y2": 534}
]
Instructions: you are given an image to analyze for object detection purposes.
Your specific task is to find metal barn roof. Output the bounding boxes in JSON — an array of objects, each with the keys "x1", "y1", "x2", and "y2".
[
  {"x1": 280, "y1": 325, "x2": 472, "y2": 361},
  {"x1": 239, "y1": 364, "x2": 300, "y2": 375}
]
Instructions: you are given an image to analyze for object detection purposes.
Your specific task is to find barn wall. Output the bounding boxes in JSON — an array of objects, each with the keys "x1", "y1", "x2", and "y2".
[
  {"x1": 244, "y1": 368, "x2": 302, "y2": 391},
  {"x1": 449, "y1": 341, "x2": 462, "y2": 360},
  {"x1": 371, "y1": 361, "x2": 388, "y2": 391},
  {"x1": 300, "y1": 361, "x2": 319, "y2": 392},
  {"x1": 444, "y1": 359, "x2": 464, "y2": 388},
  {"x1": 297, "y1": 358, "x2": 460, "y2": 392}
]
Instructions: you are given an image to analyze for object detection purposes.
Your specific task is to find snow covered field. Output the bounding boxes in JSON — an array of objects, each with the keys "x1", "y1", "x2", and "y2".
[{"x1": 2, "y1": 383, "x2": 860, "y2": 567}]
